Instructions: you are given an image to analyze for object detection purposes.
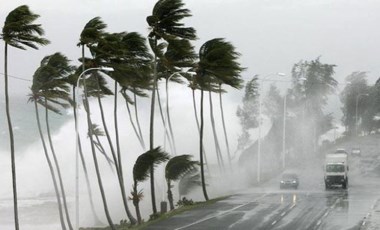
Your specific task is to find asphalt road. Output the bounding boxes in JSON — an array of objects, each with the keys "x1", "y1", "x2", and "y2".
[{"x1": 146, "y1": 138, "x2": 380, "y2": 230}]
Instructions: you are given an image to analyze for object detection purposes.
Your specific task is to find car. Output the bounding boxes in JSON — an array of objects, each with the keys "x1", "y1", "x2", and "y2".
[
  {"x1": 335, "y1": 148, "x2": 348, "y2": 154},
  {"x1": 351, "y1": 147, "x2": 361, "y2": 156},
  {"x1": 280, "y1": 173, "x2": 299, "y2": 189}
]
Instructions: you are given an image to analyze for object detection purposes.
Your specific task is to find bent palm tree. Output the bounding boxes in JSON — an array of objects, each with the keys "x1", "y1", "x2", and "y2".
[
  {"x1": 29, "y1": 53, "x2": 74, "y2": 230},
  {"x1": 1, "y1": 5, "x2": 49, "y2": 229},
  {"x1": 193, "y1": 38, "x2": 244, "y2": 200},
  {"x1": 165, "y1": 155, "x2": 198, "y2": 210},
  {"x1": 147, "y1": 0, "x2": 196, "y2": 214},
  {"x1": 132, "y1": 147, "x2": 169, "y2": 224},
  {"x1": 78, "y1": 17, "x2": 117, "y2": 228}
]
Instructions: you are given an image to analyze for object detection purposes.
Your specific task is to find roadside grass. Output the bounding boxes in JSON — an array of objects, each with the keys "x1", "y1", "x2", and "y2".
[{"x1": 80, "y1": 196, "x2": 228, "y2": 230}]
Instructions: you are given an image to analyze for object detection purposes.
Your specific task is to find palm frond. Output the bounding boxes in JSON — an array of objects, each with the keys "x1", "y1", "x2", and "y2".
[
  {"x1": 165, "y1": 154, "x2": 199, "y2": 181},
  {"x1": 2, "y1": 5, "x2": 50, "y2": 50},
  {"x1": 133, "y1": 147, "x2": 169, "y2": 182}
]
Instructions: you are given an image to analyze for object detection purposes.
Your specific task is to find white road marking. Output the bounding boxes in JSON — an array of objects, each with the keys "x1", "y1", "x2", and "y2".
[{"x1": 174, "y1": 194, "x2": 268, "y2": 230}]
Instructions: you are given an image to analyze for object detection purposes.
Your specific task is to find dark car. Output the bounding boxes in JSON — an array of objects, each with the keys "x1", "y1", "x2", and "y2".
[{"x1": 280, "y1": 173, "x2": 299, "y2": 189}]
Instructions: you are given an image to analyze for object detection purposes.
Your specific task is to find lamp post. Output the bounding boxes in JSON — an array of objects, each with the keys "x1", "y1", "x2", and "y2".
[
  {"x1": 74, "y1": 66, "x2": 114, "y2": 230},
  {"x1": 257, "y1": 72, "x2": 285, "y2": 183},
  {"x1": 355, "y1": 93, "x2": 369, "y2": 136}
]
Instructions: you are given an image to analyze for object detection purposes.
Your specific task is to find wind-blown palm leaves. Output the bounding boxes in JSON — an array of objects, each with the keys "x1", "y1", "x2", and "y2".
[
  {"x1": 1, "y1": 5, "x2": 50, "y2": 229},
  {"x1": 131, "y1": 147, "x2": 169, "y2": 224},
  {"x1": 193, "y1": 38, "x2": 244, "y2": 200},
  {"x1": 165, "y1": 155, "x2": 198, "y2": 210},
  {"x1": 29, "y1": 52, "x2": 74, "y2": 230},
  {"x1": 147, "y1": 0, "x2": 196, "y2": 214}
]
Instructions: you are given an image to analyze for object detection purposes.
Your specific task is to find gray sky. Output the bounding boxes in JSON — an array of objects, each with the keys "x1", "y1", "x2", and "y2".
[{"x1": 1, "y1": 0, "x2": 380, "y2": 112}]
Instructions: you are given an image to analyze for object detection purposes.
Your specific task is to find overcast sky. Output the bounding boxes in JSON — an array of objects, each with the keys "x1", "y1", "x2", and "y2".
[{"x1": 1, "y1": 0, "x2": 380, "y2": 103}]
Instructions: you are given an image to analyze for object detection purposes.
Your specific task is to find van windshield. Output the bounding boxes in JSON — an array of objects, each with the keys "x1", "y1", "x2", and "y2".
[{"x1": 326, "y1": 164, "x2": 345, "y2": 172}]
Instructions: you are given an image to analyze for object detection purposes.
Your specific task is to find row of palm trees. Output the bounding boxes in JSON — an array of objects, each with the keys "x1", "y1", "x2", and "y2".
[{"x1": 1, "y1": 0, "x2": 244, "y2": 229}]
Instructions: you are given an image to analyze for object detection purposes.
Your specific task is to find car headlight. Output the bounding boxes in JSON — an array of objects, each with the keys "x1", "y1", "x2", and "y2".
[
  {"x1": 292, "y1": 181, "x2": 297, "y2": 183},
  {"x1": 280, "y1": 181, "x2": 284, "y2": 183}
]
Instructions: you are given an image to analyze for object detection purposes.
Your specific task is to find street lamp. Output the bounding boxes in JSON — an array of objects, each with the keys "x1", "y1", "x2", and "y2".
[
  {"x1": 355, "y1": 93, "x2": 369, "y2": 136},
  {"x1": 74, "y1": 66, "x2": 114, "y2": 230},
  {"x1": 257, "y1": 72, "x2": 285, "y2": 183}
]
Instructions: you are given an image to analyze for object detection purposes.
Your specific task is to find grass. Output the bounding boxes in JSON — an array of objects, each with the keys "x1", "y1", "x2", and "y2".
[{"x1": 80, "y1": 196, "x2": 228, "y2": 230}]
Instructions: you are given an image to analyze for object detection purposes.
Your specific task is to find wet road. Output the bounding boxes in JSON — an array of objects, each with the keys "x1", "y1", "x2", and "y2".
[{"x1": 146, "y1": 142, "x2": 380, "y2": 230}]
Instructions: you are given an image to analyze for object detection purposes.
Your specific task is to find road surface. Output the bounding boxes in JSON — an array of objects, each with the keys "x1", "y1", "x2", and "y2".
[{"x1": 146, "y1": 137, "x2": 380, "y2": 230}]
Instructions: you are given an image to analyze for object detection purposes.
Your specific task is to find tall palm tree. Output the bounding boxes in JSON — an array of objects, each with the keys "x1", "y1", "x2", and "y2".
[
  {"x1": 29, "y1": 53, "x2": 74, "y2": 230},
  {"x1": 194, "y1": 38, "x2": 244, "y2": 200},
  {"x1": 85, "y1": 32, "x2": 141, "y2": 225},
  {"x1": 146, "y1": 0, "x2": 196, "y2": 214},
  {"x1": 165, "y1": 155, "x2": 198, "y2": 210},
  {"x1": 78, "y1": 17, "x2": 116, "y2": 228},
  {"x1": 35, "y1": 53, "x2": 75, "y2": 230},
  {"x1": 1, "y1": 5, "x2": 49, "y2": 229},
  {"x1": 131, "y1": 147, "x2": 169, "y2": 224}
]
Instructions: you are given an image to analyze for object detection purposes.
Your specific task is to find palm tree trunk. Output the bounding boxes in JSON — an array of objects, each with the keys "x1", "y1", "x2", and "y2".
[
  {"x1": 34, "y1": 100, "x2": 67, "y2": 230},
  {"x1": 83, "y1": 74, "x2": 115, "y2": 229},
  {"x1": 4, "y1": 43, "x2": 19, "y2": 230},
  {"x1": 200, "y1": 89, "x2": 209, "y2": 201},
  {"x1": 44, "y1": 98, "x2": 73, "y2": 230},
  {"x1": 167, "y1": 180, "x2": 175, "y2": 210},
  {"x1": 95, "y1": 76, "x2": 136, "y2": 224},
  {"x1": 209, "y1": 89, "x2": 225, "y2": 171},
  {"x1": 218, "y1": 84, "x2": 232, "y2": 170},
  {"x1": 114, "y1": 82, "x2": 122, "y2": 174},
  {"x1": 132, "y1": 182, "x2": 142, "y2": 224},
  {"x1": 165, "y1": 78, "x2": 177, "y2": 155},
  {"x1": 114, "y1": 82, "x2": 137, "y2": 224},
  {"x1": 192, "y1": 89, "x2": 210, "y2": 174},
  {"x1": 149, "y1": 52, "x2": 158, "y2": 214},
  {"x1": 134, "y1": 92, "x2": 146, "y2": 150},
  {"x1": 122, "y1": 91, "x2": 145, "y2": 150},
  {"x1": 156, "y1": 86, "x2": 174, "y2": 154},
  {"x1": 72, "y1": 86, "x2": 102, "y2": 225}
]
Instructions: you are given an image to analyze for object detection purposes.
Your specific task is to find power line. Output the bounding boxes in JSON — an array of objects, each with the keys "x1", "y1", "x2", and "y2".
[{"x1": 0, "y1": 72, "x2": 31, "y2": 82}]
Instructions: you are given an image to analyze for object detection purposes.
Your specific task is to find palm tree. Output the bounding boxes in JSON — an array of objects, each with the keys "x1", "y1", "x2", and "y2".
[
  {"x1": 35, "y1": 53, "x2": 75, "y2": 230},
  {"x1": 193, "y1": 38, "x2": 244, "y2": 200},
  {"x1": 131, "y1": 147, "x2": 169, "y2": 224},
  {"x1": 78, "y1": 17, "x2": 115, "y2": 228},
  {"x1": 1, "y1": 5, "x2": 49, "y2": 229},
  {"x1": 29, "y1": 53, "x2": 74, "y2": 230},
  {"x1": 146, "y1": 0, "x2": 196, "y2": 214},
  {"x1": 165, "y1": 155, "x2": 198, "y2": 210}
]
